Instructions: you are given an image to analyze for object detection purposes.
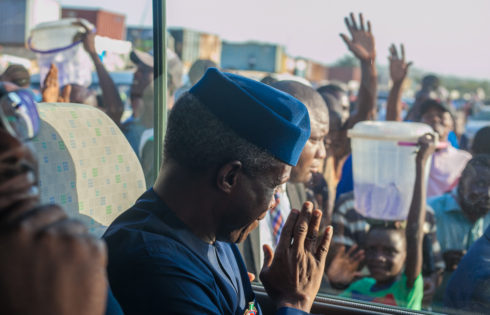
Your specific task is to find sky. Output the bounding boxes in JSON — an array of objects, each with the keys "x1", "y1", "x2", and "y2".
[{"x1": 59, "y1": 0, "x2": 490, "y2": 80}]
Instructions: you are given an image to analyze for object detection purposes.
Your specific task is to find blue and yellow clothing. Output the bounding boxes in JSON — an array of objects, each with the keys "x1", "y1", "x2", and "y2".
[{"x1": 103, "y1": 189, "x2": 308, "y2": 315}]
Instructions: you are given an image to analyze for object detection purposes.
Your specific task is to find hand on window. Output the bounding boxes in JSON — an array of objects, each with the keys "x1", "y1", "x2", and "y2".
[
  {"x1": 260, "y1": 202, "x2": 333, "y2": 313},
  {"x1": 326, "y1": 244, "x2": 365, "y2": 286}
]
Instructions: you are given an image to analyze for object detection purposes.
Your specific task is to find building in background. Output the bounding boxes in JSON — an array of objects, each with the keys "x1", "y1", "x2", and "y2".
[
  {"x1": 306, "y1": 60, "x2": 328, "y2": 84},
  {"x1": 62, "y1": 7, "x2": 126, "y2": 40},
  {"x1": 126, "y1": 26, "x2": 153, "y2": 52},
  {"x1": 126, "y1": 26, "x2": 175, "y2": 53},
  {"x1": 0, "y1": 0, "x2": 59, "y2": 46},
  {"x1": 294, "y1": 58, "x2": 328, "y2": 84},
  {"x1": 221, "y1": 41, "x2": 284, "y2": 73},
  {"x1": 169, "y1": 27, "x2": 221, "y2": 70},
  {"x1": 327, "y1": 66, "x2": 361, "y2": 84},
  {"x1": 0, "y1": 0, "x2": 60, "y2": 71}
]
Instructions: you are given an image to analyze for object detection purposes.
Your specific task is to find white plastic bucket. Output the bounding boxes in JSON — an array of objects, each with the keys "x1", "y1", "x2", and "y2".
[
  {"x1": 29, "y1": 18, "x2": 94, "y2": 88},
  {"x1": 348, "y1": 121, "x2": 434, "y2": 221}
]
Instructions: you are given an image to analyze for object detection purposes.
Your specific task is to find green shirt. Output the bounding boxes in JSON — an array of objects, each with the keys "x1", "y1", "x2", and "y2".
[{"x1": 340, "y1": 273, "x2": 423, "y2": 310}]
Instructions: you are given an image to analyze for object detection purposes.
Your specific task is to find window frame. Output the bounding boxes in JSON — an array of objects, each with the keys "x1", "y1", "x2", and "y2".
[{"x1": 152, "y1": 0, "x2": 167, "y2": 179}]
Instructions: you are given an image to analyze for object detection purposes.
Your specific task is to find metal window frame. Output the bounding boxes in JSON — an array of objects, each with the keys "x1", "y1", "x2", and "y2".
[{"x1": 152, "y1": 0, "x2": 166, "y2": 178}]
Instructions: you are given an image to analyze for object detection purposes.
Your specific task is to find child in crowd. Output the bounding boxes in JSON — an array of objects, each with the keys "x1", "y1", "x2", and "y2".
[{"x1": 339, "y1": 134, "x2": 436, "y2": 310}]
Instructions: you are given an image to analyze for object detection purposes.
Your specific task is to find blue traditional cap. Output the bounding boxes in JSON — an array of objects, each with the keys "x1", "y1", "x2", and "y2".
[{"x1": 189, "y1": 68, "x2": 310, "y2": 166}]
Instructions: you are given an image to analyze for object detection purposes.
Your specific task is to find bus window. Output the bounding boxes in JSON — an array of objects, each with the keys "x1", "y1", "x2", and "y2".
[
  {"x1": 1, "y1": 0, "x2": 488, "y2": 314},
  {"x1": 167, "y1": 1, "x2": 490, "y2": 314}
]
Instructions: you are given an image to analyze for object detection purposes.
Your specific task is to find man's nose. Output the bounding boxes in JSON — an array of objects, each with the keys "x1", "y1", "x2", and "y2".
[{"x1": 315, "y1": 141, "x2": 327, "y2": 159}]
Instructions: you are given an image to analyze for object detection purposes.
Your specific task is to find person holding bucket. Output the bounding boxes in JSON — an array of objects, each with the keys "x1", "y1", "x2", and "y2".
[
  {"x1": 336, "y1": 134, "x2": 436, "y2": 310},
  {"x1": 29, "y1": 19, "x2": 124, "y2": 125}
]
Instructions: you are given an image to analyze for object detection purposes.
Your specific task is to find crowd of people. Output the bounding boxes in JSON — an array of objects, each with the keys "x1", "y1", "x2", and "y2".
[{"x1": 0, "y1": 11, "x2": 489, "y2": 315}]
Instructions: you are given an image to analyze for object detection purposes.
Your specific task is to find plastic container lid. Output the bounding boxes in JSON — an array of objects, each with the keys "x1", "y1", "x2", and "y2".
[
  {"x1": 348, "y1": 121, "x2": 434, "y2": 142},
  {"x1": 29, "y1": 18, "x2": 94, "y2": 53}
]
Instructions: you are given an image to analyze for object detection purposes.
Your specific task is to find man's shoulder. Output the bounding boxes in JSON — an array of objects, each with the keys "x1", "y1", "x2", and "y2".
[
  {"x1": 104, "y1": 190, "x2": 204, "y2": 264},
  {"x1": 446, "y1": 235, "x2": 490, "y2": 309},
  {"x1": 460, "y1": 233, "x2": 490, "y2": 273}
]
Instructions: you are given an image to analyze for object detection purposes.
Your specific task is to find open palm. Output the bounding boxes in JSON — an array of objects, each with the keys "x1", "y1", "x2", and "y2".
[
  {"x1": 389, "y1": 44, "x2": 413, "y2": 83},
  {"x1": 327, "y1": 245, "x2": 365, "y2": 285},
  {"x1": 340, "y1": 13, "x2": 376, "y2": 62}
]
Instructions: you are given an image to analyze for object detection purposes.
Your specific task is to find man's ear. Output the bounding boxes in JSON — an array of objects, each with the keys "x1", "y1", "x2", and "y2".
[{"x1": 217, "y1": 161, "x2": 242, "y2": 194}]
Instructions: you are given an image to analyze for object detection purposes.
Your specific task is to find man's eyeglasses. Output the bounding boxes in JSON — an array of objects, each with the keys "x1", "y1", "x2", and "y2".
[{"x1": 0, "y1": 89, "x2": 40, "y2": 141}]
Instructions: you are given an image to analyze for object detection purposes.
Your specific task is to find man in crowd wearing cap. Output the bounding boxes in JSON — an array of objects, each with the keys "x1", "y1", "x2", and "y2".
[
  {"x1": 238, "y1": 80, "x2": 330, "y2": 280},
  {"x1": 418, "y1": 99, "x2": 472, "y2": 198},
  {"x1": 0, "y1": 83, "x2": 122, "y2": 314},
  {"x1": 444, "y1": 217, "x2": 490, "y2": 313},
  {"x1": 103, "y1": 68, "x2": 333, "y2": 314},
  {"x1": 405, "y1": 74, "x2": 440, "y2": 122},
  {"x1": 427, "y1": 154, "x2": 490, "y2": 307}
]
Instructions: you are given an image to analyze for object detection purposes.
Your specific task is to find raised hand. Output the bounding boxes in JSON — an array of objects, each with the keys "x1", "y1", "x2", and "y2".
[
  {"x1": 389, "y1": 44, "x2": 413, "y2": 84},
  {"x1": 260, "y1": 202, "x2": 333, "y2": 312},
  {"x1": 71, "y1": 19, "x2": 96, "y2": 55},
  {"x1": 41, "y1": 64, "x2": 60, "y2": 103},
  {"x1": 58, "y1": 84, "x2": 72, "y2": 103},
  {"x1": 416, "y1": 133, "x2": 437, "y2": 163},
  {"x1": 327, "y1": 245, "x2": 365, "y2": 286},
  {"x1": 340, "y1": 13, "x2": 376, "y2": 62},
  {"x1": 41, "y1": 64, "x2": 72, "y2": 103}
]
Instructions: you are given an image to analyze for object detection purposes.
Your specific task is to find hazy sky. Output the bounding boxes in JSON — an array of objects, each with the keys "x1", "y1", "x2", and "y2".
[{"x1": 59, "y1": 0, "x2": 490, "y2": 80}]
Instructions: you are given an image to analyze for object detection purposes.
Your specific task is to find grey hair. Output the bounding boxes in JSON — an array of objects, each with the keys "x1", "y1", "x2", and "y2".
[{"x1": 163, "y1": 92, "x2": 282, "y2": 175}]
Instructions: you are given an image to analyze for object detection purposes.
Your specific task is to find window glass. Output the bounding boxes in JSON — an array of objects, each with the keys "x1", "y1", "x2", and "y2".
[
  {"x1": 0, "y1": 0, "x2": 164, "y2": 187},
  {"x1": 168, "y1": 1, "x2": 490, "y2": 314},
  {"x1": 2, "y1": 0, "x2": 489, "y2": 314}
]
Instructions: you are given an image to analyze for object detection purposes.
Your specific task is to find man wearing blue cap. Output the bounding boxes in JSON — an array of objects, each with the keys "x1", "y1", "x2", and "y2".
[
  {"x1": 239, "y1": 80, "x2": 330, "y2": 280},
  {"x1": 103, "y1": 68, "x2": 333, "y2": 314}
]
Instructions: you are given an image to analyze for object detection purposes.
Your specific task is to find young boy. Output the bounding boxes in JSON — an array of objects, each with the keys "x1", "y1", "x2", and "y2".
[{"x1": 339, "y1": 134, "x2": 436, "y2": 310}]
